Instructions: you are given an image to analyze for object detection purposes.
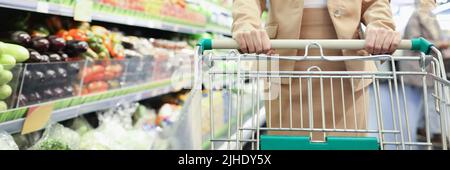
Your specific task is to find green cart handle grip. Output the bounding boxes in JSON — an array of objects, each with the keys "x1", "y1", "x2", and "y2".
[
  {"x1": 410, "y1": 37, "x2": 434, "y2": 54},
  {"x1": 198, "y1": 38, "x2": 434, "y2": 54}
]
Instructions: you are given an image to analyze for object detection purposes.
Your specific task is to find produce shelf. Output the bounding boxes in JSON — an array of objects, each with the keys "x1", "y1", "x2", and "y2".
[
  {"x1": 0, "y1": 0, "x2": 231, "y2": 36},
  {"x1": 0, "y1": 79, "x2": 174, "y2": 134}
]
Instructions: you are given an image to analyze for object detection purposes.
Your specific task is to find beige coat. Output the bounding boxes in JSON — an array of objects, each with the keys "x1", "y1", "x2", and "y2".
[
  {"x1": 232, "y1": 0, "x2": 397, "y2": 140},
  {"x1": 232, "y1": 0, "x2": 396, "y2": 90}
]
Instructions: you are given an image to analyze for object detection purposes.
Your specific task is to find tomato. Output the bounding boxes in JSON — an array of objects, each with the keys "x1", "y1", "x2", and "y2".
[
  {"x1": 81, "y1": 87, "x2": 90, "y2": 95},
  {"x1": 91, "y1": 65, "x2": 105, "y2": 74},
  {"x1": 68, "y1": 29, "x2": 88, "y2": 41},
  {"x1": 104, "y1": 71, "x2": 115, "y2": 80},
  {"x1": 88, "y1": 81, "x2": 109, "y2": 93},
  {"x1": 56, "y1": 30, "x2": 69, "y2": 39}
]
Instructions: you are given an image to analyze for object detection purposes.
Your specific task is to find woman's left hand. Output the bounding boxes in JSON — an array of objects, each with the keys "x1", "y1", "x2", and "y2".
[{"x1": 364, "y1": 27, "x2": 401, "y2": 55}]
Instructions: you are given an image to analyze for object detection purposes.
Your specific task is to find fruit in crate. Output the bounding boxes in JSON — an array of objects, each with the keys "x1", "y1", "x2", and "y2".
[
  {"x1": 64, "y1": 86, "x2": 74, "y2": 96},
  {"x1": 0, "y1": 54, "x2": 16, "y2": 70},
  {"x1": 0, "y1": 101, "x2": 7, "y2": 111},
  {"x1": 56, "y1": 67, "x2": 68, "y2": 79},
  {"x1": 0, "y1": 84, "x2": 12, "y2": 100},
  {"x1": 33, "y1": 70, "x2": 46, "y2": 83},
  {"x1": 28, "y1": 92, "x2": 42, "y2": 102},
  {"x1": 105, "y1": 64, "x2": 123, "y2": 79},
  {"x1": 0, "y1": 70, "x2": 13, "y2": 85},
  {"x1": 0, "y1": 41, "x2": 30, "y2": 62},
  {"x1": 18, "y1": 94, "x2": 28, "y2": 106},
  {"x1": 87, "y1": 81, "x2": 109, "y2": 93},
  {"x1": 42, "y1": 89, "x2": 54, "y2": 99},
  {"x1": 45, "y1": 69, "x2": 57, "y2": 80},
  {"x1": 53, "y1": 87, "x2": 65, "y2": 98},
  {"x1": 82, "y1": 65, "x2": 106, "y2": 83},
  {"x1": 0, "y1": 99, "x2": 11, "y2": 113},
  {"x1": 107, "y1": 80, "x2": 120, "y2": 89}
]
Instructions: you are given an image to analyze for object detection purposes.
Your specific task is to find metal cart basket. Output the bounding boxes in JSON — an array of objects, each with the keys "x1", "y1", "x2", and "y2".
[{"x1": 192, "y1": 38, "x2": 450, "y2": 150}]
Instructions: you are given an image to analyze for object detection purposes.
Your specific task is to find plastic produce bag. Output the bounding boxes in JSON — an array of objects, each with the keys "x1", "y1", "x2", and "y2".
[
  {"x1": 0, "y1": 131, "x2": 19, "y2": 150},
  {"x1": 29, "y1": 123, "x2": 80, "y2": 150},
  {"x1": 79, "y1": 103, "x2": 154, "y2": 150},
  {"x1": 69, "y1": 116, "x2": 93, "y2": 136}
]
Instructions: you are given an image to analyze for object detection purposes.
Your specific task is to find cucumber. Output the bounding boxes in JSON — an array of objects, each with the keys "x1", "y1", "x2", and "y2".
[
  {"x1": 0, "y1": 70, "x2": 13, "y2": 85},
  {"x1": 0, "y1": 42, "x2": 29, "y2": 63},
  {"x1": 0, "y1": 101, "x2": 7, "y2": 112},
  {"x1": 0, "y1": 84, "x2": 12, "y2": 100},
  {"x1": 0, "y1": 54, "x2": 16, "y2": 70}
]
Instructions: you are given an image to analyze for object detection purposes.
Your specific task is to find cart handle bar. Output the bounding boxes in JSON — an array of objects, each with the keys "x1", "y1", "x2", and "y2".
[{"x1": 198, "y1": 38, "x2": 433, "y2": 55}]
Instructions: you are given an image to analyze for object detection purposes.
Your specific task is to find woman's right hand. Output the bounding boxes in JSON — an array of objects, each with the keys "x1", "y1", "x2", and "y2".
[{"x1": 233, "y1": 29, "x2": 273, "y2": 54}]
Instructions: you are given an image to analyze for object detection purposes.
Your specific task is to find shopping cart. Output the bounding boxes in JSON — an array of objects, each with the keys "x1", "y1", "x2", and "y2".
[{"x1": 193, "y1": 38, "x2": 450, "y2": 150}]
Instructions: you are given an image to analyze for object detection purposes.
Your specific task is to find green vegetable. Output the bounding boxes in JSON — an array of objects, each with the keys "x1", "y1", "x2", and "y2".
[
  {"x1": 0, "y1": 84, "x2": 12, "y2": 100},
  {"x1": 38, "y1": 139, "x2": 71, "y2": 150},
  {"x1": 0, "y1": 54, "x2": 16, "y2": 70},
  {"x1": 0, "y1": 70, "x2": 13, "y2": 85},
  {"x1": 0, "y1": 42, "x2": 29, "y2": 63},
  {"x1": 0, "y1": 101, "x2": 7, "y2": 112}
]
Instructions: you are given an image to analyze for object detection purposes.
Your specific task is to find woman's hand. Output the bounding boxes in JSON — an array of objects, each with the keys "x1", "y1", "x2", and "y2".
[
  {"x1": 233, "y1": 29, "x2": 274, "y2": 54},
  {"x1": 364, "y1": 27, "x2": 401, "y2": 55}
]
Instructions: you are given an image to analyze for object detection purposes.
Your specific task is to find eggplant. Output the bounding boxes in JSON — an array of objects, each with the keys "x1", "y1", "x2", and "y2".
[
  {"x1": 53, "y1": 87, "x2": 65, "y2": 98},
  {"x1": 27, "y1": 48, "x2": 42, "y2": 63},
  {"x1": 40, "y1": 54, "x2": 50, "y2": 62},
  {"x1": 48, "y1": 53, "x2": 62, "y2": 62},
  {"x1": 11, "y1": 31, "x2": 31, "y2": 47},
  {"x1": 23, "y1": 69, "x2": 33, "y2": 81},
  {"x1": 64, "y1": 40, "x2": 88, "y2": 57},
  {"x1": 48, "y1": 35, "x2": 66, "y2": 52},
  {"x1": 64, "y1": 86, "x2": 74, "y2": 96},
  {"x1": 56, "y1": 67, "x2": 67, "y2": 79},
  {"x1": 28, "y1": 92, "x2": 42, "y2": 102},
  {"x1": 42, "y1": 89, "x2": 54, "y2": 98},
  {"x1": 33, "y1": 70, "x2": 45, "y2": 82},
  {"x1": 31, "y1": 37, "x2": 50, "y2": 53},
  {"x1": 45, "y1": 69, "x2": 57, "y2": 80}
]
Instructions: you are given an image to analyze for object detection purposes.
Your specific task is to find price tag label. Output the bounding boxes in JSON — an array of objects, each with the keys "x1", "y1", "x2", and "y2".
[
  {"x1": 74, "y1": 0, "x2": 93, "y2": 22},
  {"x1": 36, "y1": 2, "x2": 49, "y2": 13},
  {"x1": 21, "y1": 103, "x2": 54, "y2": 135}
]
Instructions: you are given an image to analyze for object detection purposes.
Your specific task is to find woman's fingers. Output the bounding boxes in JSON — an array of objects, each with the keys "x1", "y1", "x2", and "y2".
[
  {"x1": 234, "y1": 29, "x2": 272, "y2": 54},
  {"x1": 251, "y1": 30, "x2": 263, "y2": 54},
  {"x1": 235, "y1": 32, "x2": 248, "y2": 53},
  {"x1": 365, "y1": 27, "x2": 401, "y2": 55},
  {"x1": 388, "y1": 32, "x2": 401, "y2": 54},
  {"x1": 260, "y1": 30, "x2": 272, "y2": 54},
  {"x1": 364, "y1": 28, "x2": 376, "y2": 54},
  {"x1": 243, "y1": 31, "x2": 255, "y2": 53}
]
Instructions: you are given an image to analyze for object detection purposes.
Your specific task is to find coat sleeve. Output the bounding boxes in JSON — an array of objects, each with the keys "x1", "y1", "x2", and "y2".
[
  {"x1": 361, "y1": 0, "x2": 396, "y2": 31},
  {"x1": 231, "y1": 0, "x2": 265, "y2": 38}
]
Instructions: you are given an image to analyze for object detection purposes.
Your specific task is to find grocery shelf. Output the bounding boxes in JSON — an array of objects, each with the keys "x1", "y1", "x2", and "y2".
[
  {"x1": 0, "y1": 0, "x2": 74, "y2": 17},
  {"x1": 0, "y1": 81, "x2": 174, "y2": 134},
  {"x1": 0, "y1": 0, "x2": 231, "y2": 36}
]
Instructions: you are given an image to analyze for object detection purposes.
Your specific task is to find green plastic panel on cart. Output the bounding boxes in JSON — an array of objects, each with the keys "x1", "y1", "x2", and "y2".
[
  {"x1": 260, "y1": 135, "x2": 379, "y2": 150},
  {"x1": 411, "y1": 37, "x2": 434, "y2": 55}
]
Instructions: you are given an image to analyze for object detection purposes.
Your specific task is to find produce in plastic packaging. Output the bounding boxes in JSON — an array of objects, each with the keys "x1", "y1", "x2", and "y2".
[
  {"x1": 0, "y1": 131, "x2": 19, "y2": 150},
  {"x1": 29, "y1": 123, "x2": 80, "y2": 150}
]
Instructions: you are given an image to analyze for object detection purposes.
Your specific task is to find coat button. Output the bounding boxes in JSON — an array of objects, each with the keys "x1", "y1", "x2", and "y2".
[{"x1": 334, "y1": 9, "x2": 341, "y2": 17}]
